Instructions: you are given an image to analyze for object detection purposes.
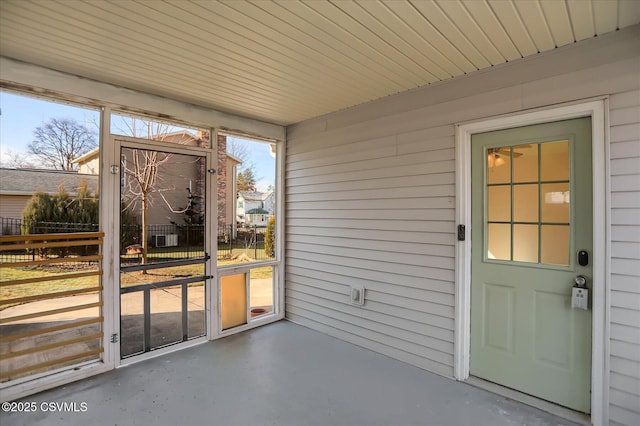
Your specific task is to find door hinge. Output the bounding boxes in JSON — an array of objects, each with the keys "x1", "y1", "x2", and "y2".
[{"x1": 110, "y1": 333, "x2": 119, "y2": 343}]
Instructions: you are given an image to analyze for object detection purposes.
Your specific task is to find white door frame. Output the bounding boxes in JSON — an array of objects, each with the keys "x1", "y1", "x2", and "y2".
[
  {"x1": 454, "y1": 99, "x2": 608, "y2": 425},
  {"x1": 112, "y1": 136, "x2": 214, "y2": 366}
]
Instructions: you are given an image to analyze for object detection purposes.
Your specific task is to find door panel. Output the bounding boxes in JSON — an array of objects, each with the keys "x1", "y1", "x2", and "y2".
[
  {"x1": 533, "y1": 290, "x2": 572, "y2": 369},
  {"x1": 118, "y1": 144, "x2": 210, "y2": 358},
  {"x1": 470, "y1": 118, "x2": 592, "y2": 413},
  {"x1": 482, "y1": 283, "x2": 515, "y2": 354}
]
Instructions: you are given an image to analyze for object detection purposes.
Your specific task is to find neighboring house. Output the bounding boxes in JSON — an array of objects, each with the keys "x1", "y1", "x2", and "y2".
[
  {"x1": 75, "y1": 132, "x2": 206, "y2": 228},
  {"x1": 245, "y1": 208, "x2": 270, "y2": 227},
  {"x1": 73, "y1": 148, "x2": 99, "y2": 175},
  {"x1": 0, "y1": 168, "x2": 98, "y2": 234},
  {"x1": 236, "y1": 191, "x2": 274, "y2": 226},
  {"x1": 73, "y1": 132, "x2": 241, "y2": 236}
]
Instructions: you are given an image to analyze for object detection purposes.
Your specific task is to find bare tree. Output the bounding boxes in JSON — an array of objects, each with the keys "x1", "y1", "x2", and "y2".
[
  {"x1": 122, "y1": 149, "x2": 171, "y2": 265},
  {"x1": 226, "y1": 137, "x2": 252, "y2": 168},
  {"x1": 28, "y1": 118, "x2": 97, "y2": 170},
  {"x1": 118, "y1": 116, "x2": 204, "y2": 265}
]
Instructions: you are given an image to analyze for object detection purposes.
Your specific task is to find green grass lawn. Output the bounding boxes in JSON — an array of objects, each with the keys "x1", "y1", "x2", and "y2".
[
  {"x1": 0, "y1": 266, "x2": 99, "y2": 308},
  {"x1": 1, "y1": 250, "x2": 274, "y2": 310}
]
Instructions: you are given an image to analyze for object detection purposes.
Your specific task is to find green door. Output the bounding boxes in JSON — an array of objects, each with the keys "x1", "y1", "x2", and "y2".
[{"x1": 470, "y1": 117, "x2": 592, "y2": 413}]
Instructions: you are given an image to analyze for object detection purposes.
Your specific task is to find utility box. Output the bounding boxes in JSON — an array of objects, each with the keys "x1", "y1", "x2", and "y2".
[{"x1": 153, "y1": 234, "x2": 178, "y2": 247}]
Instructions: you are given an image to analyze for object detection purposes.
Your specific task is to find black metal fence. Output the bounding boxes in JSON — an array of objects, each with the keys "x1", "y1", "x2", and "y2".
[
  {"x1": 0, "y1": 217, "x2": 100, "y2": 261},
  {"x1": 217, "y1": 224, "x2": 272, "y2": 261},
  {"x1": 1, "y1": 217, "x2": 98, "y2": 236},
  {"x1": 1, "y1": 218, "x2": 274, "y2": 263},
  {"x1": 121, "y1": 223, "x2": 272, "y2": 261}
]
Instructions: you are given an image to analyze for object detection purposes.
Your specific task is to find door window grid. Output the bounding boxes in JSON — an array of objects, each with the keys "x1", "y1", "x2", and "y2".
[{"x1": 486, "y1": 140, "x2": 571, "y2": 266}]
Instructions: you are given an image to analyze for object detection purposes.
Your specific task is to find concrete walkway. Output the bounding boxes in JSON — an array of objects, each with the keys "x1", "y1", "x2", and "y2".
[
  {"x1": 0, "y1": 321, "x2": 581, "y2": 426},
  {"x1": 0, "y1": 278, "x2": 274, "y2": 323}
]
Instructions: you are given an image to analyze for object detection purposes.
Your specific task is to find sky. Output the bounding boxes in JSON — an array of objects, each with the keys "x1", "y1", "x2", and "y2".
[
  {"x1": 0, "y1": 92, "x2": 100, "y2": 157},
  {"x1": 0, "y1": 91, "x2": 275, "y2": 191},
  {"x1": 227, "y1": 136, "x2": 276, "y2": 192}
]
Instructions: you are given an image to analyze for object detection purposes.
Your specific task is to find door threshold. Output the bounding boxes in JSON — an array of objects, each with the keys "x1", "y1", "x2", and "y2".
[
  {"x1": 118, "y1": 337, "x2": 208, "y2": 367},
  {"x1": 465, "y1": 376, "x2": 591, "y2": 425}
]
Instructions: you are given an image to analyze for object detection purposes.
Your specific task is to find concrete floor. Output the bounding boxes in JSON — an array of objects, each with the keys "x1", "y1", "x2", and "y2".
[{"x1": 0, "y1": 320, "x2": 581, "y2": 426}]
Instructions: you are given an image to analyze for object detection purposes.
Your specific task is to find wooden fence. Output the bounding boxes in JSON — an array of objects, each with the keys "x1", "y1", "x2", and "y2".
[{"x1": 0, "y1": 232, "x2": 104, "y2": 383}]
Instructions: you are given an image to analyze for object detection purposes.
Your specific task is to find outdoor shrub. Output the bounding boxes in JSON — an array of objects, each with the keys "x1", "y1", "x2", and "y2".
[
  {"x1": 22, "y1": 191, "x2": 56, "y2": 233},
  {"x1": 22, "y1": 181, "x2": 99, "y2": 257},
  {"x1": 264, "y1": 216, "x2": 276, "y2": 258}
]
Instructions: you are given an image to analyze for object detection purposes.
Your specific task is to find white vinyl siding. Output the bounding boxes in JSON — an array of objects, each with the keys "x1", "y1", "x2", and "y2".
[
  {"x1": 286, "y1": 123, "x2": 456, "y2": 376},
  {"x1": 609, "y1": 89, "x2": 640, "y2": 426},
  {"x1": 286, "y1": 28, "x2": 640, "y2": 422}
]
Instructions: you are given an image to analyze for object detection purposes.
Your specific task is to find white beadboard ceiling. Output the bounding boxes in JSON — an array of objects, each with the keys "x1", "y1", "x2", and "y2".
[{"x1": 1, "y1": 0, "x2": 639, "y2": 126}]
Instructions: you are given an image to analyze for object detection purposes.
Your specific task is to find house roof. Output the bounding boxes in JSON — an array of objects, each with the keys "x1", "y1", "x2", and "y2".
[
  {"x1": 74, "y1": 142, "x2": 243, "y2": 166},
  {"x1": 226, "y1": 153, "x2": 243, "y2": 165},
  {"x1": 1, "y1": 1, "x2": 637, "y2": 126},
  {"x1": 239, "y1": 191, "x2": 273, "y2": 202},
  {"x1": 73, "y1": 147, "x2": 99, "y2": 164},
  {"x1": 0, "y1": 168, "x2": 99, "y2": 196},
  {"x1": 246, "y1": 208, "x2": 270, "y2": 215}
]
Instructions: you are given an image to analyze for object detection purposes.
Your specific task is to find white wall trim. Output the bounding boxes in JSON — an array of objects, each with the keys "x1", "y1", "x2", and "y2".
[
  {"x1": 276, "y1": 135, "x2": 286, "y2": 321},
  {"x1": 454, "y1": 122, "x2": 472, "y2": 382},
  {"x1": 454, "y1": 99, "x2": 608, "y2": 426},
  {"x1": 207, "y1": 129, "x2": 219, "y2": 341},
  {"x1": 100, "y1": 106, "x2": 118, "y2": 368},
  {"x1": 0, "y1": 362, "x2": 113, "y2": 403}
]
